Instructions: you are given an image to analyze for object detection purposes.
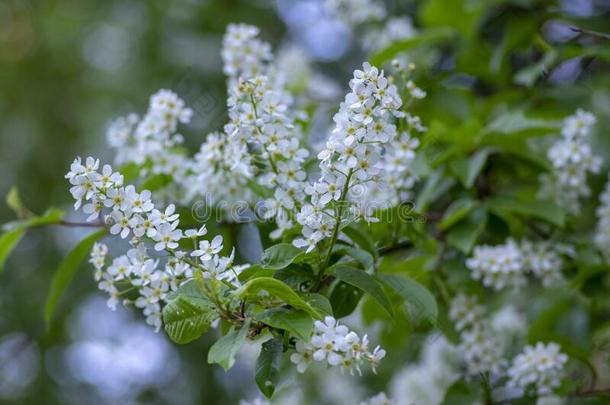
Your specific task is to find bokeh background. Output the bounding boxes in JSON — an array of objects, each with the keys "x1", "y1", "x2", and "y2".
[{"x1": 1, "y1": 0, "x2": 610, "y2": 404}]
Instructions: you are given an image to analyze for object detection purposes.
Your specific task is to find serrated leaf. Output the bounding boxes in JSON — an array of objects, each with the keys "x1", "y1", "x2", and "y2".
[
  {"x1": 379, "y1": 274, "x2": 438, "y2": 324},
  {"x1": 162, "y1": 280, "x2": 217, "y2": 344},
  {"x1": 438, "y1": 198, "x2": 478, "y2": 230},
  {"x1": 0, "y1": 226, "x2": 26, "y2": 273},
  {"x1": 334, "y1": 265, "x2": 393, "y2": 318},
  {"x1": 261, "y1": 243, "x2": 303, "y2": 270},
  {"x1": 485, "y1": 195, "x2": 565, "y2": 227},
  {"x1": 208, "y1": 319, "x2": 251, "y2": 371},
  {"x1": 45, "y1": 229, "x2": 107, "y2": 325},
  {"x1": 237, "y1": 277, "x2": 320, "y2": 318},
  {"x1": 255, "y1": 337, "x2": 283, "y2": 398},
  {"x1": 255, "y1": 308, "x2": 313, "y2": 341}
]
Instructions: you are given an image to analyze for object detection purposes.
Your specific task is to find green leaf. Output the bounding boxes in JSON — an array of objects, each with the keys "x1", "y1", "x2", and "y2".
[
  {"x1": 255, "y1": 337, "x2": 283, "y2": 398},
  {"x1": 446, "y1": 207, "x2": 487, "y2": 254},
  {"x1": 45, "y1": 229, "x2": 107, "y2": 324},
  {"x1": 6, "y1": 186, "x2": 29, "y2": 218},
  {"x1": 514, "y1": 50, "x2": 558, "y2": 87},
  {"x1": 162, "y1": 280, "x2": 217, "y2": 344},
  {"x1": 335, "y1": 246, "x2": 374, "y2": 271},
  {"x1": 208, "y1": 319, "x2": 251, "y2": 371},
  {"x1": 255, "y1": 308, "x2": 313, "y2": 341},
  {"x1": 28, "y1": 208, "x2": 65, "y2": 227},
  {"x1": 483, "y1": 110, "x2": 560, "y2": 136},
  {"x1": 370, "y1": 27, "x2": 456, "y2": 66},
  {"x1": 237, "y1": 265, "x2": 276, "y2": 283},
  {"x1": 379, "y1": 274, "x2": 438, "y2": 324},
  {"x1": 334, "y1": 265, "x2": 393, "y2": 318},
  {"x1": 0, "y1": 226, "x2": 26, "y2": 273},
  {"x1": 485, "y1": 195, "x2": 565, "y2": 227},
  {"x1": 438, "y1": 198, "x2": 478, "y2": 231},
  {"x1": 330, "y1": 281, "x2": 363, "y2": 318},
  {"x1": 441, "y1": 380, "x2": 483, "y2": 404},
  {"x1": 138, "y1": 174, "x2": 173, "y2": 192},
  {"x1": 449, "y1": 148, "x2": 493, "y2": 189},
  {"x1": 302, "y1": 293, "x2": 334, "y2": 318},
  {"x1": 261, "y1": 243, "x2": 303, "y2": 270},
  {"x1": 341, "y1": 223, "x2": 377, "y2": 258},
  {"x1": 237, "y1": 277, "x2": 321, "y2": 318}
]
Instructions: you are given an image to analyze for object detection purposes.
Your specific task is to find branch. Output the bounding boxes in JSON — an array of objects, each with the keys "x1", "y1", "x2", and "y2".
[{"x1": 570, "y1": 26, "x2": 610, "y2": 41}]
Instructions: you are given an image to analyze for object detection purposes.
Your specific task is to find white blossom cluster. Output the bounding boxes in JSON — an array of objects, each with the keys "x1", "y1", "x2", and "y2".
[
  {"x1": 507, "y1": 342, "x2": 568, "y2": 396},
  {"x1": 539, "y1": 109, "x2": 601, "y2": 214},
  {"x1": 595, "y1": 178, "x2": 610, "y2": 263},
  {"x1": 67, "y1": 156, "x2": 246, "y2": 330},
  {"x1": 467, "y1": 239, "x2": 566, "y2": 290},
  {"x1": 106, "y1": 89, "x2": 192, "y2": 175},
  {"x1": 290, "y1": 316, "x2": 385, "y2": 375},
  {"x1": 449, "y1": 295, "x2": 529, "y2": 376},
  {"x1": 294, "y1": 63, "x2": 404, "y2": 252},
  {"x1": 221, "y1": 23, "x2": 272, "y2": 80}
]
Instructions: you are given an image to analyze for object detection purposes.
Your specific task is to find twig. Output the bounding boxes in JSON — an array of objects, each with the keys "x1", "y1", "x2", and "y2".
[{"x1": 570, "y1": 26, "x2": 610, "y2": 41}]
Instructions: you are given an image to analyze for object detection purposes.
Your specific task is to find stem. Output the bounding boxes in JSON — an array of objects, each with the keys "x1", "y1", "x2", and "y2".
[{"x1": 314, "y1": 168, "x2": 354, "y2": 291}]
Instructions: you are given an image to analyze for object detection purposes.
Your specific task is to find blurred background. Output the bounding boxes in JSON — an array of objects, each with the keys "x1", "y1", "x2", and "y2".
[{"x1": 1, "y1": 0, "x2": 610, "y2": 404}]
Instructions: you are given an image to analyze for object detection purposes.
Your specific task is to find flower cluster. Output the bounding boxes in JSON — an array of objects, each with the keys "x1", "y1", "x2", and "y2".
[
  {"x1": 294, "y1": 62, "x2": 404, "y2": 252},
  {"x1": 68, "y1": 156, "x2": 245, "y2": 329},
  {"x1": 106, "y1": 89, "x2": 192, "y2": 176},
  {"x1": 595, "y1": 178, "x2": 610, "y2": 264},
  {"x1": 507, "y1": 342, "x2": 568, "y2": 395},
  {"x1": 221, "y1": 23, "x2": 272, "y2": 80},
  {"x1": 467, "y1": 239, "x2": 566, "y2": 290},
  {"x1": 290, "y1": 316, "x2": 385, "y2": 375},
  {"x1": 539, "y1": 109, "x2": 601, "y2": 214}
]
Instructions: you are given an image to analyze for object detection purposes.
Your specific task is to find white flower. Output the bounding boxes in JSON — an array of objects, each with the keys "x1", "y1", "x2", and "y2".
[
  {"x1": 466, "y1": 239, "x2": 525, "y2": 290},
  {"x1": 290, "y1": 340, "x2": 314, "y2": 373},
  {"x1": 449, "y1": 294, "x2": 484, "y2": 331},
  {"x1": 507, "y1": 342, "x2": 568, "y2": 396},
  {"x1": 150, "y1": 203, "x2": 179, "y2": 225},
  {"x1": 192, "y1": 235, "x2": 223, "y2": 261},
  {"x1": 152, "y1": 221, "x2": 183, "y2": 251},
  {"x1": 595, "y1": 178, "x2": 610, "y2": 264},
  {"x1": 109, "y1": 210, "x2": 133, "y2": 239}
]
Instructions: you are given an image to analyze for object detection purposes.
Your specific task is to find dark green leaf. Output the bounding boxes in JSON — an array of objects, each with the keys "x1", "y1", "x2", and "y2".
[
  {"x1": 45, "y1": 229, "x2": 107, "y2": 324},
  {"x1": 438, "y1": 198, "x2": 478, "y2": 231},
  {"x1": 330, "y1": 281, "x2": 363, "y2": 318},
  {"x1": 334, "y1": 265, "x2": 393, "y2": 318},
  {"x1": 449, "y1": 148, "x2": 493, "y2": 189},
  {"x1": 483, "y1": 111, "x2": 560, "y2": 136},
  {"x1": 208, "y1": 319, "x2": 251, "y2": 371},
  {"x1": 341, "y1": 223, "x2": 377, "y2": 258},
  {"x1": 261, "y1": 243, "x2": 303, "y2": 270},
  {"x1": 162, "y1": 280, "x2": 217, "y2": 344},
  {"x1": 237, "y1": 265, "x2": 276, "y2": 283},
  {"x1": 335, "y1": 246, "x2": 374, "y2": 271},
  {"x1": 255, "y1": 337, "x2": 283, "y2": 398},
  {"x1": 380, "y1": 274, "x2": 438, "y2": 324},
  {"x1": 485, "y1": 195, "x2": 565, "y2": 227},
  {"x1": 302, "y1": 293, "x2": 333, "y2": 318},
  {"x1": 446, "y1": 207, "x2": 487, "y2": 254},
  {"x1": 237, "y1": 277, "x2": 320, "y2": 318},
  {"x1": 255, "y1": 308, "x2": 313, "y2": 341}
]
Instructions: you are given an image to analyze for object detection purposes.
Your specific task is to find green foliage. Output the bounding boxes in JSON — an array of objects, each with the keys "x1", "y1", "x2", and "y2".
[
  {"x1": 379, "y1": 274, "x2": 438, "y2": 325},
  {"x1": 255, "y1": 308, "x2": 313, "y2": 341},
  {"x1": 255, "y1": 337, "x2": 284, "y2": 398},
  {"x1": 237, "y1": 277, "x2": 321, "y2": 318},
  {"x1": 261, "y1": 243, "x2": 304, "y2": 270},
  {"x1": 333, "y1": 265, "x2": 393, "y2": 318},
  {"x1": 208, "y1": 319, "x2": 251, "y2": 371},
  {"x1": 45, "y1": 229, "x2": 107, "y2": 325},
  {"x1": 163, "y1": 280, "x2": 218, "y2": 344},
  {"x1": 0, "y1": 226, "x2": 26, "y2": 274}
]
